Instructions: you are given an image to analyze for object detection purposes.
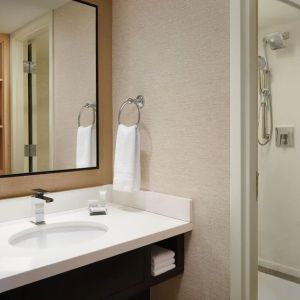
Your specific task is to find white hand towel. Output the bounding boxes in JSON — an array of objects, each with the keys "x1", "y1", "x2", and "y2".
[
  {"x1": 113, "y1": 124, "x2": 140, "y2": 192},
  {"x1": 91, "y1": 125, "x2": 97, "y2": 167},
  {"x1": 151, "y1": 264, "x2": 176, "y2": 277},
  {"x1": 151, "y1": 258, "x2": 175, "y2": 271},
  {"x1": 76, "y1": 125, "x2": 93, "y2": 168},
  {"x1": 151, "y1": 245, "x2": 175, "y2": 264}
]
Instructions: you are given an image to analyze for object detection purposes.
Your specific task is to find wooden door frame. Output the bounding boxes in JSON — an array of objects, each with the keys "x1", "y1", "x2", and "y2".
[{"x1": 10, "y1": 12, "x2": 54, "y2": 173}]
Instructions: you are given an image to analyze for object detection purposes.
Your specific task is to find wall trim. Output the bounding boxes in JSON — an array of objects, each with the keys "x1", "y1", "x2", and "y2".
[
  {"x1": 230, "y1": 0, "x2": 258, "y2": 299},
  {"x1": 259, "y1": 258, "x2": 300, "y2": 279},
  {"x1": 10, "y1": 12, "x2": 53, "y2": 174}
]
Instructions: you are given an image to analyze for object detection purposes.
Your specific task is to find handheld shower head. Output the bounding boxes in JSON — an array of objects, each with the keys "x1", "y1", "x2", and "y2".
[
  {"x1": 258, "y1": 56, "x2": 266, "y2": 70},
  {"x1": 258, "y1": 31, "x2": 289, "y2": 146},
  {"x1": 263, "y1": 32, "x2": 290, "y2": 50}
]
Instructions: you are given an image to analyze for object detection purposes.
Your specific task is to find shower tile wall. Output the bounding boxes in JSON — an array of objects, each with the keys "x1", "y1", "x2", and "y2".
[{"x1": 258, "y1": 20, "x2": 300, "y2": 278}]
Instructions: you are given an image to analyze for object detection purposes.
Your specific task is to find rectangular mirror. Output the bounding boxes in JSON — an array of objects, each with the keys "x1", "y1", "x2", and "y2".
[{"x1": 0, "y1": 0, "x2": 98, "y2": 177}]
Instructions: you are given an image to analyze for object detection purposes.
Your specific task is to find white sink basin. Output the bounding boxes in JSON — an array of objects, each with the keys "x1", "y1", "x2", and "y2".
[{"x1": 9, "y1": 221, "x2": 108, "y2": 249}]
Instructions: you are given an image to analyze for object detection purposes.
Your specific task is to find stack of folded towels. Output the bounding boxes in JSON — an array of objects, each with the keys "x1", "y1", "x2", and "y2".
[{"x1": 151, "y1": 245, "x2": 176, "y2": 277}]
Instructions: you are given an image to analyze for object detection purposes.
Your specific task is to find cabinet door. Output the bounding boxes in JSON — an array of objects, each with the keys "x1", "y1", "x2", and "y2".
[
  {"x1": 22, "y1": 276, "x2": 64, "y2": 300},
  {"x1": 129, "y1": 290, "x2": 150, "y2": 300},
  {"x1": 0, "y1": 289, "x2": 23, "y2": 300},
  {"x1": 62, "y1": 248, "x2": 146, "y2": 300}
]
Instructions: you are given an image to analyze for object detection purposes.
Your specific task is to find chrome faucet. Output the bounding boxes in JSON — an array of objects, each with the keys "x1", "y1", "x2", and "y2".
[{"x1": 32, "y1": 189, "x2": 54, "y2": 225}]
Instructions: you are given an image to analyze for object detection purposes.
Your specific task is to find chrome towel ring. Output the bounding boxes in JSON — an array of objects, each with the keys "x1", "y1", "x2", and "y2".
[
  {"x1": 78, "y1": 103, "x2": 96, "y2": 127},
  {"x1": 118, "y1": 95, "x2": 145, "y2": 125}
]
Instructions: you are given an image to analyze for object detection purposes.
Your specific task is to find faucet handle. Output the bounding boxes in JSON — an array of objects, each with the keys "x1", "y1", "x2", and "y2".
[
  {"x1": 32, "y1": 189, "x2": 54, "y2": 203},
  {"x1": 32, "y1": 188, "x2": 49, "y2": 196}
]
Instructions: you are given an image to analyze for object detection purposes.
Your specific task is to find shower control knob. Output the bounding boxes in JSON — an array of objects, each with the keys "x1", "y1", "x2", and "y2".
[{"x1": 275, "y1": 127, "x2": 294, "y2": 147}]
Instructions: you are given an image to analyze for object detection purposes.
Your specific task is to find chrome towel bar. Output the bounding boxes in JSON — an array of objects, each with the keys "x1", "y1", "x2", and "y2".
[{"x1": 78, "y1": 103, "x2": 96, "y2": 127}]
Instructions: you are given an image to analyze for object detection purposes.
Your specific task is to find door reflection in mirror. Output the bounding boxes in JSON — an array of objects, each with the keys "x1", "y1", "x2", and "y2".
[{"x1": 0, "y1": 0, "x2": 98, "y2": 176}]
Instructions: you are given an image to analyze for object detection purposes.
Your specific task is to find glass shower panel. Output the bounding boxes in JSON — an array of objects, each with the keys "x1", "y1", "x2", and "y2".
[{"x1": 258, "y1": 0, "x2": 300, "y2": 298}]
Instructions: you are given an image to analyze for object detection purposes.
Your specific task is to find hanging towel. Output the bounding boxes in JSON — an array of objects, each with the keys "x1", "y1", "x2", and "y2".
[
  {"x1": 76, "y1": 125, "x2": 93, "y2": 168},
  {"x1": 91, "y1": 125, "x2": 97, "y2": 167},
  {"x1": 113, "y1": 124, "x2": 140, "y2": 192}
]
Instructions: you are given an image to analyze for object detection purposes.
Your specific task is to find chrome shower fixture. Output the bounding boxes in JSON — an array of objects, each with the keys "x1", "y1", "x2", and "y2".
[
  {"x1": 258, "y1": 56, "x2": 270, "y2": 95},
  {"x1": 258, "y1": 56, "x2": 266, "y2": 70},
  {"x1": 263, "y1": 32, "x2": 290, "y2": 50},
  {"x1": 258, "y1": 31, "x2": 290, "y2": 146},
  {"x1": 277, "y1": 0, "x2": 300, "y2": 10}
]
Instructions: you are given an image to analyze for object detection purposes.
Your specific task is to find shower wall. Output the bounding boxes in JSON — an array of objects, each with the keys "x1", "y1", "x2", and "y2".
[{"x1": 259, "y1": 19, "x2": 300, "y2": 278}]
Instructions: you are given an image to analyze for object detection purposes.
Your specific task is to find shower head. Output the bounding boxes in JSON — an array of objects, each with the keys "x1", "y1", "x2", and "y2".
[
  {"x1": 277, "y1": 0, "x2": 300, "y2": 10},
  {"x1": 258, "y1": 56, "x2": 266, "y2": 70},
  {"x1": 263, "y1": 32, "x2": 290, "y2": 50}
]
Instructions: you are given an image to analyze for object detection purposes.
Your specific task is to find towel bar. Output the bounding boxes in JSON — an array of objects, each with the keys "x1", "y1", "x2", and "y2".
[
  {"x1": 78, "y1": 103, "x2": 96, "y2": 127},
  {"x1": 118, "y1": 95, "x2": 145, "y2": 125}
]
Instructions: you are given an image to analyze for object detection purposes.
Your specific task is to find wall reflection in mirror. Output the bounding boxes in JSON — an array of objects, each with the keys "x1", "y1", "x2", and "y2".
[{"x1": 0, "y1": 0, "x2": 98, "y2": 176}]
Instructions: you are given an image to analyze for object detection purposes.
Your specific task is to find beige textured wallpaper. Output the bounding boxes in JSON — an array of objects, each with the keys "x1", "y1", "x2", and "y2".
[{"x1": 112, "y1": 0, "x2": 230, "y2": 299}]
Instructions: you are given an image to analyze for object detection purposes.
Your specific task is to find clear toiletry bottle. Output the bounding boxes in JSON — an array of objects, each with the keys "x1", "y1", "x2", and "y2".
[{"x1": 99, "y1": 190, "x2": 107, "y2": 208}]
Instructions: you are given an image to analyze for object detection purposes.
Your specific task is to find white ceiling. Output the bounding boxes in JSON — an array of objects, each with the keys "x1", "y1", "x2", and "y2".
[
  {"x1": 259, "y1": 0, "x2": 300, "y2": 28},
  {"x1": 0, "y1": 0, "x2": 71, "y2": 34}
]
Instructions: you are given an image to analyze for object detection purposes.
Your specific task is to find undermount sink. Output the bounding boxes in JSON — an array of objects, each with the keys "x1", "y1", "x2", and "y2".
[{"x1": 9, "y1": 221, "x2": 108, "y2": 249}]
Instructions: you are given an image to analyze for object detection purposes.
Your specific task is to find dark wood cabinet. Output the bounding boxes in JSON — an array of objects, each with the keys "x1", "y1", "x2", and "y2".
[{"x1": 0, "y1": 235, "x2": 184, "y2": 300}]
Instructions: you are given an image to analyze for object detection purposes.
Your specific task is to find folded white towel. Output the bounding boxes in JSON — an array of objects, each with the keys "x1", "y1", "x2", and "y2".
[
  {"x1": 151, "y1": 264, "x2": 176, "y2": 277},
  {"x1": 151, "y1": 245, "x2": 175, "y2": 264},
  {"x1": 113, "y1": 124, "x2": 141, "y2": 192},
  {"x1": 76, "y1": 125, "x2": 93, "y2": 168},
  {"x1": 151, "y1": 258, "x2": 175, "y2": 271}
]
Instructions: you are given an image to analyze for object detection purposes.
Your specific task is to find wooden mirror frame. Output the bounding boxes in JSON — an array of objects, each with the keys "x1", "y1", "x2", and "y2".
[{"x1": 0, "y1": 0, "x2": 112, "y2": 199}]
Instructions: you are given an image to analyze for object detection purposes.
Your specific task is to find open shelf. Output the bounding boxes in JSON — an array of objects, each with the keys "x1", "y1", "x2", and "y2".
[{"x1": 146, "y1": 235, "x2": 184, "y2": 286}]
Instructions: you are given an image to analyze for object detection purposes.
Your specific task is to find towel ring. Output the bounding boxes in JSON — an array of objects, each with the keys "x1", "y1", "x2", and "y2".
[
  {"x1": 78, "y1": 103, "x2": 96, "y2": 127},
  {"x1": 118, "y1": 95, "x2": 145, "y2": 125}
]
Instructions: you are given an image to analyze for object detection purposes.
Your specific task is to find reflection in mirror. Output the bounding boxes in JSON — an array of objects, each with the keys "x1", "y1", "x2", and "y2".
[{"x1": 0, "y1": 0, "x2": 98, "y2": 177}]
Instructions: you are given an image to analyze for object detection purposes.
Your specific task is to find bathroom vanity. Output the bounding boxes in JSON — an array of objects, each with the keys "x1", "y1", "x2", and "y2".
[
  {"x1": 0, "y1": 186, "x2": 193, "y2": 300},
  {"x1": 0, "y1": 1, "x2": 193, "y2": 299},
  {"x1": 1, "y1": 234, "x2": 185, "y2": 300}
]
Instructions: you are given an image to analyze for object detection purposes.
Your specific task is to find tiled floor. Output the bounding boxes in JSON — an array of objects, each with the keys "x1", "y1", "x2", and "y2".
[{"x1": 258, "y1": 272, "x2": 300, "y2": 300}]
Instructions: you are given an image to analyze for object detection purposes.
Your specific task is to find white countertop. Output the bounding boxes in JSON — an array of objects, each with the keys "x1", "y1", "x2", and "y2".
[{"x1": 0, "y1": 203, "x2": 192, "y2": 293}]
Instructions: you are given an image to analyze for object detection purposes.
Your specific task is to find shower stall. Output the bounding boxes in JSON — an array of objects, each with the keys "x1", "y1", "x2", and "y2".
[
  {"x1": 258, "y1": 0, "x2": 300, "y2": 299},
  {"x1": 258, "y1": 32, "x2": 289, "y2": 146}
]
